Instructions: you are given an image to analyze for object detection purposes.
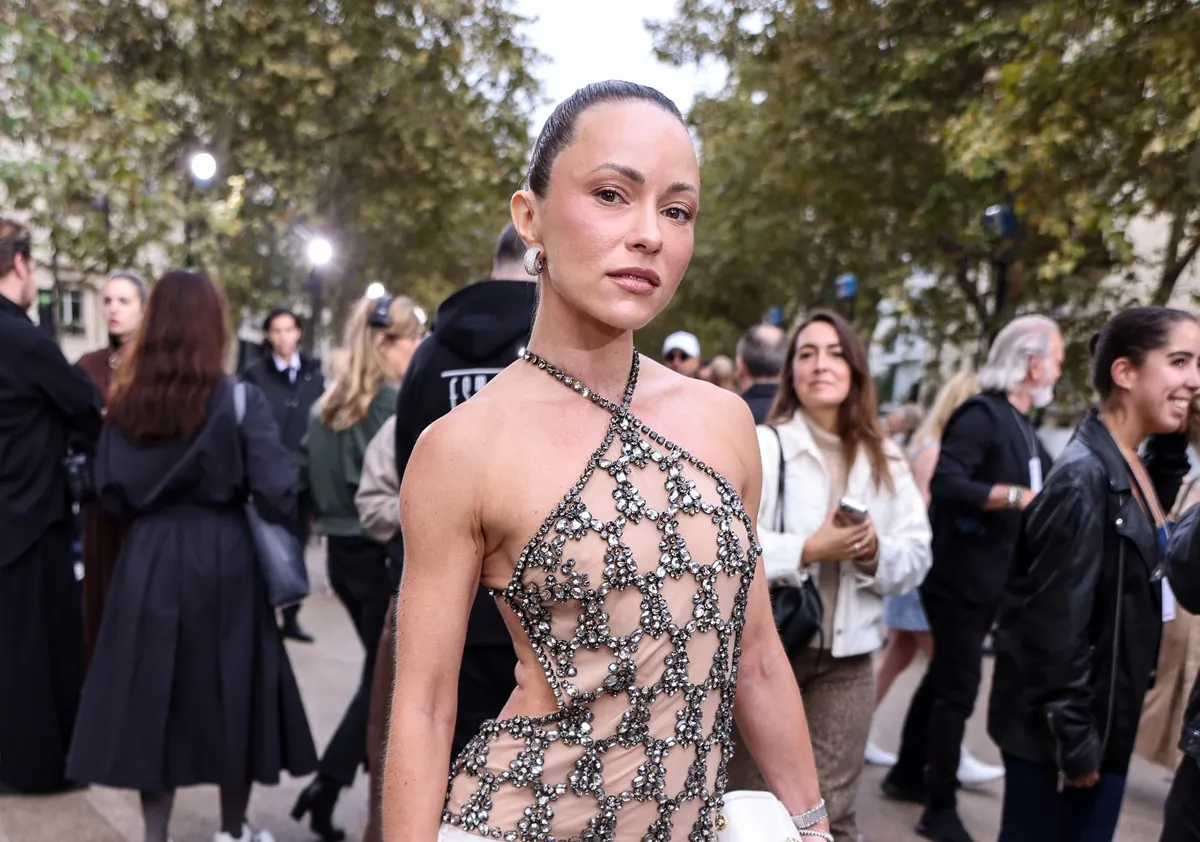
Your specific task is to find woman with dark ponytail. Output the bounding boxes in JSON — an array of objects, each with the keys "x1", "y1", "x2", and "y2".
[{"x1": 988, "y1": 306, "x2": 1200, "y2": 841}]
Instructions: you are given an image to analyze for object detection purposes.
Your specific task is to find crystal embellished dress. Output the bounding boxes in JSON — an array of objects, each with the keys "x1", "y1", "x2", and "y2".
[{"x1": 441, "y1": 351, "x2": 760, "y2": 842}]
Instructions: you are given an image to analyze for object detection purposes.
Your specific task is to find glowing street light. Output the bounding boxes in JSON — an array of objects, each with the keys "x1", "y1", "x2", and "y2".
[
  {"x1": 366, "y1": 282, "x2": 386, "y2": 299},
  {"x1": 189, "y1": 152, "x2": 217, "y2": 183},
  {"x1": 307, "y1": 236, "x2": 333, "y2": 267}
]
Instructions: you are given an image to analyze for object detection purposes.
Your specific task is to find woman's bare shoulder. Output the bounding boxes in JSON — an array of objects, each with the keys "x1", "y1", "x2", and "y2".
[{"x1": 641, "y1": 358, "x2": 760, "y2": 484}]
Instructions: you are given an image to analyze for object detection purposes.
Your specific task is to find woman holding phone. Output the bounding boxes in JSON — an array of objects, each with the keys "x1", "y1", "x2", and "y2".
[{"x1": 726, "y1": 309, "x2": 932, "y2": 842}]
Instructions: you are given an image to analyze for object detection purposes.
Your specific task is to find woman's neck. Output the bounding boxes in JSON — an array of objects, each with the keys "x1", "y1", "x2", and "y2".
[
  {"x1": 1098, "y1": 406, "x2": 1147, "y2": 459},
  {"x1": 803, "y1": 405, "x2": 839, "y2": 436},
  {"x1": 525, "y1": 298, "x2": 636, "y2": 406}
]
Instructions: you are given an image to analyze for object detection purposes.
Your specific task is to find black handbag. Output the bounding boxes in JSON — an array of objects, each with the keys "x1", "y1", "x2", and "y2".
[
  {"x1": 234, "y1": 382, "x2": 310, "y2": 608},
  {"x1": 764, "y1": 426, "x2": 824, "y2": 654}
]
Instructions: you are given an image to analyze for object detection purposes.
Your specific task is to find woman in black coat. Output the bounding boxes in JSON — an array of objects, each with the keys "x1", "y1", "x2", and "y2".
[
  {"x1": 988, "y1": 306, "x2": 1200, "y2": 842},
  {"x1": 67, "y1": 269, "x2": 317, "y2": 842}
]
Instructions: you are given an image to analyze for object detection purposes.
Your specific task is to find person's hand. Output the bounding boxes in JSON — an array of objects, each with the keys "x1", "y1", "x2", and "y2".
[
  {"x1": 1066, "y1": 768, "x2": 1100, "y2": 788},
  {"x1": 1018, "y1": 487, "x2": 1037, "y2": 509},
  {"x1": 802, "y1": 510, "x2": 873, "y2": 564}
]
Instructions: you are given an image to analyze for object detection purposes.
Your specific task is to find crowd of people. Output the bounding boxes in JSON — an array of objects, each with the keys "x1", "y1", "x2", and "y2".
[{"x1": 0, "y1": 80, "x2": 1199, "y2": 842}]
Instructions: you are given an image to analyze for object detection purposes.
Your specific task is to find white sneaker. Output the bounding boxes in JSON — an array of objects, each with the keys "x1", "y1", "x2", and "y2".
[
  {"x1": 213, "y1": 825, "x2": 276, "y2": 842},
  {"x1": 864, "y1": 740, "x2": 898, "y2": 766},
  {"x1": 957, "y1": 748, "x2": 1004, "y2": 787}
]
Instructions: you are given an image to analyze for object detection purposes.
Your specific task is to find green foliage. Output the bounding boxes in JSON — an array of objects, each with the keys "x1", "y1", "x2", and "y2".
[
  {"x1": 2, "y1": 0, "x2": 541, "y2": 334},
  {"x1": 650, "y1": 0, "x2": 1200, "y2": 408}
]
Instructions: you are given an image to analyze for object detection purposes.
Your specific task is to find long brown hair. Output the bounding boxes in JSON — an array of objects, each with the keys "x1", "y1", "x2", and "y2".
[
  {"x1": 767, "y1": 308, "x2": 895, "y2": 493},
  {"x1": 107, "y1": 269, "x2": 230, "y2": 442}
]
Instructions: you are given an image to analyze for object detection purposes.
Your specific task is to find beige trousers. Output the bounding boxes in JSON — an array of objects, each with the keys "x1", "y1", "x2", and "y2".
[{"x1": 727, "y1": 649, "x2": 875, "y2": 842}]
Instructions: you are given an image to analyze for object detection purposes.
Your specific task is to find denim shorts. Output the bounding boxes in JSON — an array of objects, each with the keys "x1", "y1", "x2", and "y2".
[{"x1": 883, "y1": 589, "x2": 929, "y2": 632}]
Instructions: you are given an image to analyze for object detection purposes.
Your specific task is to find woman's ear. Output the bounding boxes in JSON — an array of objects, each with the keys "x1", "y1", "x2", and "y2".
[
  {"x1": 1110, "y1": 357, "x2": 1137, "y2": 392},
  {"x1": 510, "y1": 189, "x2": 540, "y2": 250}
]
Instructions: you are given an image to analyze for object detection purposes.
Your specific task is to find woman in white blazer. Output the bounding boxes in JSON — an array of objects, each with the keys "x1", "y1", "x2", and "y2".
[{"x1": 727, "y1": 309, "x2": 932, "y2": 842}]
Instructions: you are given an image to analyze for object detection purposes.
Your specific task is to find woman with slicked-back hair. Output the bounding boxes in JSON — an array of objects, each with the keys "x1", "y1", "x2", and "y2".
[
  {"x1": 384, "y1": 81, "x2": 832, "y2": 842},
  {"x1": 67, "y1": 269, "x2": 317, "y2": 842}
]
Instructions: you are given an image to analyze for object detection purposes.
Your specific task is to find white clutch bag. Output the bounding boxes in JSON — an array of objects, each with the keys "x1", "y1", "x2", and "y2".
[{"x1": 715, "y1": 790, "x2": 803, "y2": 842}]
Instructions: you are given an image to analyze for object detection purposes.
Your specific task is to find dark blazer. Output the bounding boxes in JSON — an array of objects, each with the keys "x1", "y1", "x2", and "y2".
[
  {"x1": 741, "y1": 382, "x2": 778, "y2": 425},
  {"x1": 1165, "y1": 493, "x2": 1200, "y2": 764},
  {"x1": 989, "y1": 412, "x2": 1189, "y2": 778},
  {"x1": 240, "y1": 354, "x2": 324, "y2": 455},
  {"x1": 921, "y1": 390, "x2": 1054, "y2": 606}
]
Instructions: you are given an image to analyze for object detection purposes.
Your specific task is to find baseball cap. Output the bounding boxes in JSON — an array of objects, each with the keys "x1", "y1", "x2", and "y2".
[{"x1": 662, "y1": 331, "x2": 701, "y2": 359}]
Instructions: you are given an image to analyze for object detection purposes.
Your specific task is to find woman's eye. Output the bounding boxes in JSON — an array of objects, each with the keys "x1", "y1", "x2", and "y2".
[
  {"x1": 664, "y1": 207, "x2": 694, "y2": 222},
  {"x1": 596, "y1": 188, "x2": 622, "y2": 204}
]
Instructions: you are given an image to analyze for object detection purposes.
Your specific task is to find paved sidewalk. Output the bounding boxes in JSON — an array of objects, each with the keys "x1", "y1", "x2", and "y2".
[{"x1": 0, "y1": 543, "x2": 1171, "y2": 841}]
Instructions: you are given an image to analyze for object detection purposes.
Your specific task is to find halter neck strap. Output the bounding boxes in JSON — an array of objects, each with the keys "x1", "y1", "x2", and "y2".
[{"x1": 521, "y1": 349, "x2": 639, "y2": 414}]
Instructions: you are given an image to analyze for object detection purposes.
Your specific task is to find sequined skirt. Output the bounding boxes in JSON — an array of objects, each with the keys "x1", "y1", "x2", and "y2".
[{"x1": 439, "y1": 824, "x2": 489, "y2": 841}]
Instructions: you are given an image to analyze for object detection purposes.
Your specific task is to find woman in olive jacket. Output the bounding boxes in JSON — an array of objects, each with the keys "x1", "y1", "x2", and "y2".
[{"x1": 988, "y1": 306, "x2": 1200, "y2": 842}]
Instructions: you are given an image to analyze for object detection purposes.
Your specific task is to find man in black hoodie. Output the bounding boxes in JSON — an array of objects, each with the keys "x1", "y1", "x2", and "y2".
[{"x1": 389, "y1": 222, "x2": 535, "y2": 755}]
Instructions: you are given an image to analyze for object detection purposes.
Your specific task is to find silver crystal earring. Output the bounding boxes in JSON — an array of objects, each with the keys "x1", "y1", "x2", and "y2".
[{"x1": 523, "y1": 246, "x2": 545, "y2": 276}]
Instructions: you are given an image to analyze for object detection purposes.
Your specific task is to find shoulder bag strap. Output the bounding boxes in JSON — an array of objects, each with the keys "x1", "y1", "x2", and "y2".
[
  {"x1": 766, "y1": 425, "x2": 786, "y2": 533},
  {"x1": 233, "y1": 380, "x2": 247, "y2": 425}
]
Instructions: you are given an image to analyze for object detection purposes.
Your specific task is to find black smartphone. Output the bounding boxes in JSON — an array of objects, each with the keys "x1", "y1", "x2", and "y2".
[{"x1": 837, "y1": 497, "x2": 868, "y2": 525}]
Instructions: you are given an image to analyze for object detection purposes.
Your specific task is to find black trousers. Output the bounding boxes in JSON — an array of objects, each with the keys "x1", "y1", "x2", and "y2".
[
  {"x1": 0, "y1": 527, "x2": 84, "y2": 792},
  {"x1": 1163, "y1": 754, "x2": 1200, "y2": 842},
  {"x1": 319, "y1": 535, "x2": 392, "y2": 787},
  {"x1": 280, "y1": 502, "x2": 313, "y2": 628},
  {"x1": 892, "y1": 586, "x2": 995, "y2": 810}
]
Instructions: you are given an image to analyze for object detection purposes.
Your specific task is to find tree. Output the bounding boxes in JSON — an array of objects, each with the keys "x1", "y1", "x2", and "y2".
[
  {"x1": 650, "y1": 0, "x2": 1200, "y2": 406},
  {"x1": 2, "y1": 0, "x2": 542, "y2": 335},
  {"x1": 0, "y1": 5, "x2": 186, "y2": 289}
]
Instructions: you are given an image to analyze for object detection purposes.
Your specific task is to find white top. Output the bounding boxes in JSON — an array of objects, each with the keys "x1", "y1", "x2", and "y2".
[{"x1": 757, "y1": 411, "x2": 933, "y2": 657}]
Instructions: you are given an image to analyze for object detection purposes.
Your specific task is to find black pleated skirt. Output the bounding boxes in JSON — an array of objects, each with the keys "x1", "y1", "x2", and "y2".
[{"x1": 67, "y1": 508, "x2": 317, "y2": 790}]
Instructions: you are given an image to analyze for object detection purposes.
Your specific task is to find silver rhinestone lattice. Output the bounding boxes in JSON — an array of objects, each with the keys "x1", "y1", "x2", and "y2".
[{"x1": 442, "y1": 349, "x2": 761, "y2": 842}]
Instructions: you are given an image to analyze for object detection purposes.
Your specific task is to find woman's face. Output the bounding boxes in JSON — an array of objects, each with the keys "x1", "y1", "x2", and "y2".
[
  {"x1": 378, "y1": 334, "x2": 420, "y2": 382},
  {"x1": 791, "y1": 320, "x2": 852, "y2": 414},
  {"x1": 1128, "y1": 319, "x2": 1200, "y2": 434},
  {"x1": 514, "y1": 100, "x2": 700, "y2": 332},
  {"x1": 103, "y1": 277, "x2": 144, "y2": 341}
]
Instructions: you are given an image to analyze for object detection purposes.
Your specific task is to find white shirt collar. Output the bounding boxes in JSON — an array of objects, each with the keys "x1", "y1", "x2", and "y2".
[{"x1": 273, "y1": 351, "x2": 300, "y2": 373}]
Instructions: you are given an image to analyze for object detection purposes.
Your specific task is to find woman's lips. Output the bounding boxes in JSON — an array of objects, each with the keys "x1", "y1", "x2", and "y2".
[{"x1": 607, "y1": 273, "x2": 657, "y2": 295}]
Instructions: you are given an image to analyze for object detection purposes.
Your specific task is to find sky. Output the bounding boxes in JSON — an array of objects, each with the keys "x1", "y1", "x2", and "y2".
[{"x1": 512, "y1": 0, "x2": 727, "y2": 133}]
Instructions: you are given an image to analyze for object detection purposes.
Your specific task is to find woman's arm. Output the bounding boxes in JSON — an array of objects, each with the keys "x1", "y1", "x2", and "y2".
[
  {"x1": 242, "y1": 383, "x2": 298, "y2": 525},
  {"x1": 1013, "y1": 483, "x2": 1105, "y2": 782},
  {"x1": 866, "y1": 453, "x2": 932, "y2": 596},
  {"x1": 728, "y1": 403, "x2": 829, "y2": 832},
  {"x1": 383, "y1": 415, "x2": 486, "y2": 842}
]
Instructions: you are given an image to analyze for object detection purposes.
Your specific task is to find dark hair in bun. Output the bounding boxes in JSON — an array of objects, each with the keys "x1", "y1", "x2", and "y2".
[{"x1": 1091, "y1": 306, "x2": 1195, "y2": 401}]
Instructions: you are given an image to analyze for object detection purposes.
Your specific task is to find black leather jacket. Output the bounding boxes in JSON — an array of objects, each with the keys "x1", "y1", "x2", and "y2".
[
  {"x1": 1165, "y1": 499, "x2": 1200, "y2": 762},
  {"x1": 988, "y1": 412, "x2": 1189, "y2": 780}
]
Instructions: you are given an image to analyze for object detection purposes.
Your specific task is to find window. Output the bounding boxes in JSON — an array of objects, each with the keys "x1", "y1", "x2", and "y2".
[{"x1": 60, "y1": 289, "x2": 85, "y2": 335}]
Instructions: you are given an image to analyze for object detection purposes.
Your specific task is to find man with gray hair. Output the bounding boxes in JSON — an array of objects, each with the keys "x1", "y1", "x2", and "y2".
[
  {"x1": 736, "y1": 322, "x2": 788, "y2": 424},
  {"x1": 884, "y1": 315, "x2": 1062, "y2": 842}
]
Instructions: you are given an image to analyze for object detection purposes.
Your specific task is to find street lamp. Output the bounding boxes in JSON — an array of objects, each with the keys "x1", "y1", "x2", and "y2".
[
  {"x1": 189, "y1": 152, "x2": 217, "y2": 184},
  {"x1": 184, "y1": 151, "x2": 217, "y2": 266},
  {"x1": 304, "y1": 236, "x2": 334, "y2": 357}
]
